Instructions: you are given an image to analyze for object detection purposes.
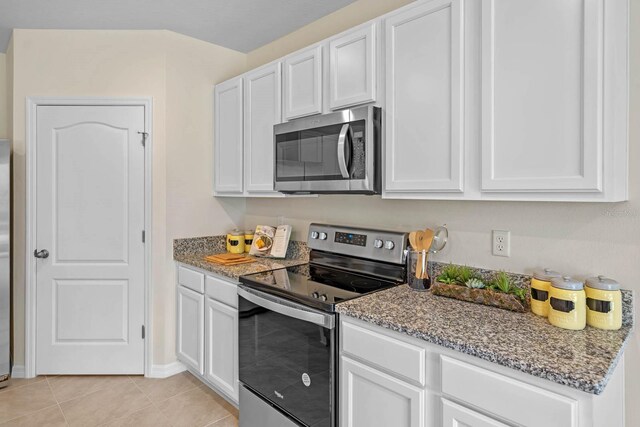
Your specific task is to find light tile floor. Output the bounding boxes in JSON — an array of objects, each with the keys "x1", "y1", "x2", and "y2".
[{"x1": 0, "y1": 372, "x2": 238, "y2": 427}]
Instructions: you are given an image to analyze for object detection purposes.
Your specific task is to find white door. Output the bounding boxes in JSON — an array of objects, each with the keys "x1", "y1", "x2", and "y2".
[
  {"x1": 214, "y1": 77, "x2": 244, "y2": 195},
  {"x1": 341, "y1": 357, "x2": 424, "y2": 427},
  {"x1": 244, "y1": 62, "x2": 282, "y2": 194},
  {"x1": 283, "y1": 45, "x2": 323, "y2": 120},
  {"x1": 481, "y1": 0, "x2": 604, "y2": 192},
  {"x1": 35, "y1": 105, "x2": 146, "y2": 374},
  {"x1": 442, "y1": 398, "x2": 509, "y2": 427},
  {"x1": 205, "y1": 297, "x2": 238, "y2": 402},
  {"x1": 329, "y1": 22, "x2": 377, "y2": 110},
  {"x1": 177, "y1": 286, "x2": 205, "y2": 375},
  {"x1": 384, "y1": 0, "x2": 464, "y2": 194}
]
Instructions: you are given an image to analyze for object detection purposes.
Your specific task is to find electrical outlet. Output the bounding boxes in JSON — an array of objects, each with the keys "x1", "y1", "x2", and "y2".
[{"x1": 492, "y1": 230, "x2": 511, "y2": 257}]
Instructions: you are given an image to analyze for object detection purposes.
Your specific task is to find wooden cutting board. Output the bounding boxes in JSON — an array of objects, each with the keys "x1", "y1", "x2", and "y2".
[{"x1": 204, "y1": 253, "x2": 257, "y2": 266}]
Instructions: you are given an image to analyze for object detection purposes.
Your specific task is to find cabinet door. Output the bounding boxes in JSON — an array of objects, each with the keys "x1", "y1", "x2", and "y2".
[
  {"x1": 177, "y1": 286, "x2": 204, "y2": 375},
  {"x1": 214, "y1": 77, "x2": 244, "y2": 194},
  {"x1": 341, "y1": 357, "x2": 424, "y2": 427},
  {"x1": 442, "y1": 398, "x2": 509, "y2": 427},
  {"x1": 481, "y1": 0, "x2": 603, "y2": 192},
  {"x1": 329, "y1": 23, "x2": 377, "y2": 110},
  {"x1": 283, "y1": 45, "x2": 323, "y2": 120},
  {"x1": 205, "y1": 298, "x2": 239, "y2": 403},
  {"x1": 384, "y1": 0, "x2": 464, "y2": 193},
  {"x1": 244, "y1": 63, "x2": 282, "y2": 194}
]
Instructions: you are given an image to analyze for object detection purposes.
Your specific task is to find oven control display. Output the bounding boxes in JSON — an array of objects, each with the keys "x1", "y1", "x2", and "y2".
[{"x1": 335, "y1": 232, "x2": 367, "y2": 246}]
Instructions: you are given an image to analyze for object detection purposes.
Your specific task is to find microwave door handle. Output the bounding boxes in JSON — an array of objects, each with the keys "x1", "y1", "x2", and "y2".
[
  {"x1": 237, "y1": 287, "x2": 335, "y2": 329},
  {"x1": 337, "y1": 123, "x2": 352, "y2": 178}
]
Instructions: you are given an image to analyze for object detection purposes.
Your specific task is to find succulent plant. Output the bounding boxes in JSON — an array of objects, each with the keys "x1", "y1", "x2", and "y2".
[
  {"x1": 465, "y1": 278, "x2": 485, "y2": 289},
  {"x1": 490, "y1": 271, "x2": 512, "y2": 293},
  {"x1": 457, "y1": 265, "x2": 477, "y2": 284},
  {"x1": 437, "y1": 263, "x2": 462, "y2": 284}
]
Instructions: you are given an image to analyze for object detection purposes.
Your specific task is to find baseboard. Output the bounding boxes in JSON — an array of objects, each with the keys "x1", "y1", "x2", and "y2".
[
  {"x1": 148, "y1": 361, "x2": 186, "y2": 378},
  {"x1": 11, "y1": 365, "x2": 26, "y2": 378}
]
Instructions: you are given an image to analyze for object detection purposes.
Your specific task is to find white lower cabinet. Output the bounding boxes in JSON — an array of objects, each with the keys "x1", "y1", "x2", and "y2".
[
  {"x1": 177, "y1": 285, "x2": 205, "y2": 375},
  {"x1": 176, "y1": 264, "x2": 239, "y2": 405},
  {"x1": 341, "y1": 356, "x2": 424, "y2": 427},
  {"x1": 441, "y1": 399, "x2": 508, "y2": 427},
  {"x1": 340, "y1": 316, "x2": 624, "y2": 427},
  {"x1": 205, "y1": 297, "x2": 239, "y2": 402}
]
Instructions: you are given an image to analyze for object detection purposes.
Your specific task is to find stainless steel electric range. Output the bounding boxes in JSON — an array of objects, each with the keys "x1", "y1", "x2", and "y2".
[{"x1": 238, "y1": 224, "x2": 409, "y2": 427}]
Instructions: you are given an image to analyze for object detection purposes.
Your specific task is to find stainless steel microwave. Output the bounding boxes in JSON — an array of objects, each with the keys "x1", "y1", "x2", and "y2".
[{"x1": 274, "y1": 106, "x2": 381, "y2": 194}]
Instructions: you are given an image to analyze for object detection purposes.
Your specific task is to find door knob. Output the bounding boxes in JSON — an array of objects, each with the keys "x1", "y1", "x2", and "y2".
[{"x1": 34, "y1": 249, "x2": 49, "y2": 259}]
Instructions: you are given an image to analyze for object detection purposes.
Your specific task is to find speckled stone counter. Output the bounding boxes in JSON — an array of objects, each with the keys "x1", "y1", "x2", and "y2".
[
  {"x1": 336, "y1": 284, "x2": 633, "y2": 395},
  {"x1": 173, "y1": 236, "x2": 309, "y2": 281}
]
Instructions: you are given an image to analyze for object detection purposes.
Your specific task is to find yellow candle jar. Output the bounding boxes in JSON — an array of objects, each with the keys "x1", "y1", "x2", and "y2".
[
  {"x1": 244, "y1": 231, "x2": 254, "y2": 253},
  {"x1": 548, "y1": 277, "x2": 586, "y2": 330},
  {"x1": 585, "y1": 276, "x2": 622, "y2": 330},
  {"x1": 226, "y1": 229, "x2": 245, "y2": 254},
  {"x1": 530, "y1": 268, "x2": 562, "y2": 317}
]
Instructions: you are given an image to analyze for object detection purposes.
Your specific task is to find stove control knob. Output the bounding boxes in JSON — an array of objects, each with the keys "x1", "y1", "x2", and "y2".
[
  {"x1": 319, "y1": 232, "x2": 328, "y2": 240},
  {"x1": 373, "y1": 239, "x2": 384, "y2": 249},
  {"x1": 312, "y1": 292, "x2": 319, "y2": 299},
  {"x1": 310, "y1": 231, "x2": 319, "y2": 239},
  {"x1": 384, "y1": 240, "x2": 395, "y2": 250},
  {"x1": 320, "y1": 294, "x2": 328, "y2": 302}
]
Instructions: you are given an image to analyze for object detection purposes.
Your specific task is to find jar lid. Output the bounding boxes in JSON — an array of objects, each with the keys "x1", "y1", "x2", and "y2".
[
  {"x1": 551, "y1": 276, "x2": 584, "y2": 291},
  {"x1": 586, "y1": 275, "x2": 620, "y2": 291},
  {"x1": 228, "y1": 228, "x2": 243, "y2": 235},
  {"x1": 244, "y1": 230, "x2": 255, "y2": 235},
  {"x1": 533, "y1": 268, "x2": 562, "y2": 281}
]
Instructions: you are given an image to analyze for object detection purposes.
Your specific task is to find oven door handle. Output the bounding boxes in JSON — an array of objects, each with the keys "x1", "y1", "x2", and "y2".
[
  {"x1": 238, "y1": 286, "x2": 335, "y2": 329},
  {"x1": 337, "y1": 123, "x2": 352, "y2": 179}
]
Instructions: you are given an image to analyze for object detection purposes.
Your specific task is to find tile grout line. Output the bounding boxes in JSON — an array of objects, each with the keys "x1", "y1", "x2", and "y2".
[
  {"x1": 0, "y1": 403, "x2": 62, "y2": 425},
  {"x1": 46, "y1": 375, "x2": 70, "y2": 426}
]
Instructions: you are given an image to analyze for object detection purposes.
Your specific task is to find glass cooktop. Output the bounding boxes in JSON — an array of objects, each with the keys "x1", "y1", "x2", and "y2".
[{"x1": 239, "y1": 261, "x2": 402, "y2": 313}]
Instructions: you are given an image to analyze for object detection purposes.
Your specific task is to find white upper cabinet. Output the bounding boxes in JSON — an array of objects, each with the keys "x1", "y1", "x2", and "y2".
[
  {"x1": 283, "y1": 45, "x2": 323, "y2": 120},
  {"x1": 214, "y1": 77, "x2": 243, "y2": 195},
  {"x1": 481, "y1": 0, "x2": 628, "y2": 200},
  {"x1": 329, "y1": 22, "x2": 377, "y2": 110},
  {"x1": 244, "y1": 63, "x2": 282, "y2": 194},
  {"x1": 384, "y1": 0, "x2": 464, "y2": 194}
]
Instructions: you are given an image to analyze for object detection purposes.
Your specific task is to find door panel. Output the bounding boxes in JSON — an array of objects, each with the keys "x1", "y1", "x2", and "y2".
[
  {"x1": 340, "y1": 356, "x2": 424, "y2": 427},
  {"x1": 442, "y1": 399, "x2": 509, "y2": 427},
  {"x1": 283, "y1": 45, "x2": 323, "y2": 120},
  {"x1": 244, "y1": 63, "x2": 282, "y2": 194},
  {"x1": 177, "y1": 286, "x2": 205, "y2": 375},
  {"x1": 481, "y1": 0, "x2": 604, "y2": 192},
  {"x1": 214, "y1": 78, "x2": 244, "y2": 194},
  {"x1": 385, "y1": 0, "x2": 464, "y2": 193},
  {"x1": 36, "y1": 105, "x2": 145, "y2": 374},
  {"x1": 329, "y1": 23, "x2": 377, "y2": 109},
  {"x1": 54, "y1": 123, "x2": 128, "y2": 263},
  {"x1": 205, "y1": 298, "x2": 238, "y2": 402}
]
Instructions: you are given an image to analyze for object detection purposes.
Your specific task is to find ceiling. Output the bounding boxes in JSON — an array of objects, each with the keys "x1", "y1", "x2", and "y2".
[{"x1": 0, "y1": 0, "x2": 358, "y2": 53}]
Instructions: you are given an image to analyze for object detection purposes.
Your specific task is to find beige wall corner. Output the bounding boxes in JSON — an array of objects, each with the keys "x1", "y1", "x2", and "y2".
[
  {"x1": 9, "y1": 29, "x2": 247, "y2": 370},
  {"x1": 246, "y1": 0, "x2": 414, "y2": 68},
  {"x1": 0, "y1": 53, "x2": 7, "y2": 139}
]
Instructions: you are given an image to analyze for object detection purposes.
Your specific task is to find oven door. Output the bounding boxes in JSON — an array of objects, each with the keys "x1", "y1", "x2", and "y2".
[
  {"x1": 238, "y1": 286, "x2": 335, "y2": 427},
  {"x1": 274, "y1": 106, "x2": 379, "y2": 194}
]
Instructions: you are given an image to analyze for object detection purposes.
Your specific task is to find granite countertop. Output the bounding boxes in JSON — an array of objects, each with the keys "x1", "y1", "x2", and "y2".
[
  {"x1": 337, "y1": 284, "x2": 634, "y2": 395},
  {"x1": 173, "y1": 235, "x2": 309, "y2": 281}
]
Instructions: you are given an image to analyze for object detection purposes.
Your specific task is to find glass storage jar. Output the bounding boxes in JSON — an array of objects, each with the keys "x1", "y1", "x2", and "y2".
[
  {"x1": 585, "y1": 276, "x2": 622, "y2": 330},
  {"x1": 548, "y1": 276, "x2": 586, "y2": 330},
  {"x1": 530, "y1": 268, "x2": 562, "y2": 317}
]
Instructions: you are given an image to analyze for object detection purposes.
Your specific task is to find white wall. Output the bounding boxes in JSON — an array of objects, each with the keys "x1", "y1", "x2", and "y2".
[
  {"x1": 8, "y1": 29, "x2": 246, "y2": 368},
  {"x1": 243, "y1": 0, "x2": 640, "y2": 424},
  {"x1": 0, "y1": 53, "x2": 7, "y2": 139}
]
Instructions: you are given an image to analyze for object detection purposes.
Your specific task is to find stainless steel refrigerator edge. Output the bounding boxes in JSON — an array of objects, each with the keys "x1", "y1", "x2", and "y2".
[{"x1": 0, "y1": 139, "x2": 10, "y2": 387}]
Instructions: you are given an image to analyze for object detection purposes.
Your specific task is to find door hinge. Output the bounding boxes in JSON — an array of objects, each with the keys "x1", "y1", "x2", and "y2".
[
  {"x1": 142, "y1": 230, "x2": 146, "y2": 243},
  {"x1": 142, "y1": 325, "x2": 146, "y2": 339},
  {"x1": 138, "y1": 131, "x2": 149, "y2": 147}
]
